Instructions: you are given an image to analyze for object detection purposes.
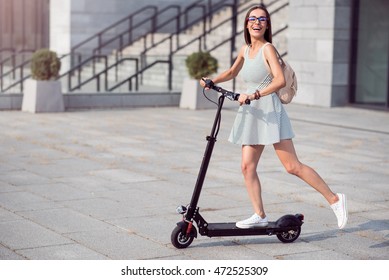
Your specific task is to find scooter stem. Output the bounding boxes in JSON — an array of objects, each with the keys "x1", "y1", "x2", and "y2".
[{"x1": 186, "y1": 94, "x2": 226, "y2": 220}]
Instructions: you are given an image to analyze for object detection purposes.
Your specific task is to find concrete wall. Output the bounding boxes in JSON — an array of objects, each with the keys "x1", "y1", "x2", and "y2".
[{"x1": 288, "y1": 0, "x2": 352, "y2": 107}]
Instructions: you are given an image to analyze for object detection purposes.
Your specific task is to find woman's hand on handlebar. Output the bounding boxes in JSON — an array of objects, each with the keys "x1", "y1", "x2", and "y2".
[
  {"x1": 238, "y1": 94, "x2": 250, "y2": 105},
  {"x1": 200, "y1": 77, "x2": 213, "y2": 90}
]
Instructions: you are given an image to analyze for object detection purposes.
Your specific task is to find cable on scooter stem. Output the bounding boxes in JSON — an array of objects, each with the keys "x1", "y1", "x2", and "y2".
[{"x1": 201, "y1": 79, "x2": 251, "y2": 139}]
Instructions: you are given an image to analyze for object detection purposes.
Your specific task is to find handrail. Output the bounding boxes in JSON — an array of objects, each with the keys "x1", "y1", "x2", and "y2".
[
  {"x1": 60, "y1": 57, "x2": 139, "y2": 92},
  {"x1": 0, "y1": 59, "x2": 32, "y2": 92},
  {"x1": 70, "y1": 1, "x2": 213, "y2": 92},
  {"x1": 66, "y1": 1, "x2": 206, "y2": 92},
  {"x1": 150, "y1": 0, "x2": 288, "y2": 91},
  {"x1": 93, "y1": 7, "x2": 175, "y2": 65},
  {"x1": 97, "y1": 5, "x2": 181, "y2": 58},
  {"x1": 71, "y1": 5, "x2": 158, "y2": 54},
  {"x1": 140, "y1": 0, "x2": 233, "y2": 58},
  {"x1": 0, "y1": 49, "x2": 35, "y2": 80},
  {"x1": 108, "y1": 60, "x2": 170, "y2": 92},
  {"x1": 0, "y1": 52, "x2": 79, "y2": 93},
  {"x1": 59, "y1": 55, "x2": 108, "y2": 91}
]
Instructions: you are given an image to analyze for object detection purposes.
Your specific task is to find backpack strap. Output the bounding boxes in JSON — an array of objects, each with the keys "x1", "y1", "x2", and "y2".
[
  {"x1": 261, "y1": 42, "x2": 272, "y2": 74},
  {"x1": 262, "y1": 43, "x2": 287, "y2": 74}
]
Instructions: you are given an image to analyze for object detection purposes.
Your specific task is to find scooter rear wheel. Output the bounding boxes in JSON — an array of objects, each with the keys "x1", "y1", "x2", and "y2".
[
  {"x1": 171, "y1": 225, "x2": 194, "y2": 249},
  {"x1": 276, "y1": 226, "x2": 301, "y2": 243}
]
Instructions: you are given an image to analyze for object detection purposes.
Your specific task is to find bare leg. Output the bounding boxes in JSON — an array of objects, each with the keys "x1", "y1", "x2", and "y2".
[
  {"x1": 273, "y1": 139, "x2": 338, "y2": 204},
  {"x1": 241, "y1": 145, "x2": 266, "y2": 218}
]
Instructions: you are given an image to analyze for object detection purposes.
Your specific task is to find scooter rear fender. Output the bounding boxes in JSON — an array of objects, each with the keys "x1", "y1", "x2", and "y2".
[{"x1": 275, "y1": 214, "x2": 304, "y2": 228}]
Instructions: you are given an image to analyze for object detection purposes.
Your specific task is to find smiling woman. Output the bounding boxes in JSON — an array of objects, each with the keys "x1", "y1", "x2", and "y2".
[
  {"x1": 243, "y1": 5, "x2": 272, "y2": 45},
  {"x1": 199, "y1": 4, "x2": 348, "y2": 230}
]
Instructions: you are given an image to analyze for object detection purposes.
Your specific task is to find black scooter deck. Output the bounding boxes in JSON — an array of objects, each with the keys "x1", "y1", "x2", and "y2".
[{"x1": 206, "y1": 222, "x2": 289, "y2": 237}]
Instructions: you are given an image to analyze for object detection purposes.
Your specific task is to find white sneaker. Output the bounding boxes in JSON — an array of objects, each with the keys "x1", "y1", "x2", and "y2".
[
  {"x1": 331, "y1": 193, "x2": 348, "y2": 229},
  {"x1": 236, "y1": 214, "x2": 268, "y2": 229}
]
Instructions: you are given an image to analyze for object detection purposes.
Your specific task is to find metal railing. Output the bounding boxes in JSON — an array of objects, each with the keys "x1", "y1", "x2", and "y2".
[
  {"x1": 0, "y1": 0, "x2": 289, "y2": 94},
  {"x1": 65, "y1": 0, "x2": 233, "y2": 93},
  {"x1": 122, "y1": 0, "x2": 289, "y2": 92},
  {"x1": 59, "y1": 56, "x2": 140, "y2": 92}
]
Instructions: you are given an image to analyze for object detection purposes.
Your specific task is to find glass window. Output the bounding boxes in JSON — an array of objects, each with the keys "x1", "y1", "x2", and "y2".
[{"x1": 354, "y1": 0, "x2": 389, "y2": 107}]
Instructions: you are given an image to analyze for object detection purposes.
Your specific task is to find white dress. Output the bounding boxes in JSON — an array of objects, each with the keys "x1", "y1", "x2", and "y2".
[{"x1": 228, "y1": 43, "x2": 295, "y2": 145}]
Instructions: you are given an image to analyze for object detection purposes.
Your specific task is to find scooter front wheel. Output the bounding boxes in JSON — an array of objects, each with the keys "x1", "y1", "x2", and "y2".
[
  {"x1": 171, "y1": 225, "x2": 194, "y2": 249},
  {"x1": 276, "y1": 226, "x2": 301, "y2": 243}
]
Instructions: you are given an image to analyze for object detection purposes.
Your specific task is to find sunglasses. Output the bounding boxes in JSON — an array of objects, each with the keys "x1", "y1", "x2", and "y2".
[{"x1": 247, "y1": 16, "x2": 268, "y2": 23}]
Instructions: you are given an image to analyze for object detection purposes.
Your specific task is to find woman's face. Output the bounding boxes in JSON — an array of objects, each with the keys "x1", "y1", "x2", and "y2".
[{"x1": 246, "y1": 8, "x2": 268, "y2": 40}]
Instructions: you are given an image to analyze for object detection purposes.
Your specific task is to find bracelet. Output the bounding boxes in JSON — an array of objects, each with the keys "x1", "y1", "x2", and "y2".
[{"x1": 254, "y1": 90, "x2": 261, "y2": 100}]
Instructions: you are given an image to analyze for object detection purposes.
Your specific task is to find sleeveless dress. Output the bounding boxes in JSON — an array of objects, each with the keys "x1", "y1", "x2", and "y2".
[{"x1": 228, "y1": 44, "x2": 295, "y2": 145}]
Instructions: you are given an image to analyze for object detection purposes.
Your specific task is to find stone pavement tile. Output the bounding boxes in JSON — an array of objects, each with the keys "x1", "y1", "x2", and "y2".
[
  {"x1": 0, "y1": 220, "x2": 72, "y2": 251},
  {"x1": 107, "y1": 213, "x2": 182, "y2": 246},
  {"x1": 64, "y1": 228, "x2": 178, "y2": 260},
  {"x1": 310, "y1": 229, "x2": 388, "y2": 260},
  {"x1": 89, "y1": 169, "x2": 158, "y2": 184},
  {"x1": 21, "y1": 182, "x2": 97, "y2": 202},
  {"x1": 61, "y1": 198, "x2": 136, "y2": 221},
  {"x1": 17, "y1": 208, "x2": 115, "y2": 234},
  {"x1": 0, "y1": 191, "x2": 61, "y2": 212},
  {"x1": 60, "y1": 188, "x2": 180, "y2": 222},
  {"x1": 23, "y1": 158, "x2": 107, "y2": 179},
  {"x1": 172, "y1": 236, "x2": 269, "y2": 260},
  {"x1": 0, "y1": 170, "x2": 53, "y2": 186},
  {"x1": 280, "y1": 249, "x2": 353, "y2": 260},
  {"x1": 90, "y1": 181, "x2": 192, "y2": 209},
  {"x1": 0, "y1": 208, "x2": 24, "y2": 222},
  {"x1": 0, "y1": 245, "x2": 25, "y2": 260},
  {"x1": 16, "y1": 244, "x2": 110, "y2": 260},
  {"x1": 233, "y1": 236, "x2": 342, "y2": 260},
  {"x1": 56, "y1": 175, "x2": 131, "y2": 192}
]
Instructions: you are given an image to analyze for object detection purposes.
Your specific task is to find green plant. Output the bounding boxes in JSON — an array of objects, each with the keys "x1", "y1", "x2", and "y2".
[
  {"x1": 30, "y1": 49, "x2": 61, "y2": 80},
  {"x1": 185, "y1": 51, "x2": 218, "y2": 80}
]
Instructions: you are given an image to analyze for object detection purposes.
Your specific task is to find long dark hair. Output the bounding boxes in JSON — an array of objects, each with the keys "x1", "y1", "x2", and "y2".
[{"x1": 243, "y1": 4, "x2": 272, "y2": 45}]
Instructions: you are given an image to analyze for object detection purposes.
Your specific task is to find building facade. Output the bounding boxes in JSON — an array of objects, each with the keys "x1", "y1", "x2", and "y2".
[
  {"x1": 0, "y1": 0, "x2": 388, "y2": 109},
  {"x1": 288, "y1": 0, "x2": 388, "y2": 109}
]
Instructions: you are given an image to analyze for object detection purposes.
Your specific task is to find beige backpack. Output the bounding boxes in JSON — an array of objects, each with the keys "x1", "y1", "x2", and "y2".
[{"x1": 262, "y1": 43, "x2": 298, "y2": 104}]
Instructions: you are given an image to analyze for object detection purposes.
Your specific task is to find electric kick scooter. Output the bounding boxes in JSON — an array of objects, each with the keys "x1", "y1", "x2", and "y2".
[{"x1": 171, "y1": 79, "x2": 304, "y2": 249}]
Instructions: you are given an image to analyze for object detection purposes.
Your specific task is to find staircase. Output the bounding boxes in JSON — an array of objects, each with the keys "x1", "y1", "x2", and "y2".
[
  {"x1": 0, "y1": 0, "x2": 290, "y2": 96},
  {"x1": 72, "y1": 0, "x2": 289, "y2": 94}
]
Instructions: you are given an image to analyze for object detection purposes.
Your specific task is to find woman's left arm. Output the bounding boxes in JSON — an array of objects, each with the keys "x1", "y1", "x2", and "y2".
[{"x1": 253, "y1": 44, "x2": 285, "y2": 99}]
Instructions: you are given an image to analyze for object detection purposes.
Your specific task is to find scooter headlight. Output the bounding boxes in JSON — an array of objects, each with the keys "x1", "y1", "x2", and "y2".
[{"x1": 176, "y1": 205, "x2": 187, "y2": 214}]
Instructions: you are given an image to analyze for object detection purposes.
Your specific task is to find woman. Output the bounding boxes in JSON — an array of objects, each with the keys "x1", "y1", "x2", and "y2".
[{"x1": 200, "y1": 4, "x2": 348, "y2": 229}]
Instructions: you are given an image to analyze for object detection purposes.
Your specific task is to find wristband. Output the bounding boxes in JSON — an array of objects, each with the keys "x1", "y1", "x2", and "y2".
[{"x1": 255, "y1": 90, "x2": 261, "y2": 100}]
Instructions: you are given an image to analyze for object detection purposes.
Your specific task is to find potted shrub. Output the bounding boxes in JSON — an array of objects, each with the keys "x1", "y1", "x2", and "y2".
[
  {"x1": 179, "y1": 51, "x2": 218, "y2": 110},
  {"x1": 22, "y1": 49, "x2": 64, "y2": 113}
]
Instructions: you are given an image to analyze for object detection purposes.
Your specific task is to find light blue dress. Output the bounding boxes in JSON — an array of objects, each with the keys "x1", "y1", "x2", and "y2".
[{"x1": 228, "y1": 44, "x2": 295, "y2": 145}]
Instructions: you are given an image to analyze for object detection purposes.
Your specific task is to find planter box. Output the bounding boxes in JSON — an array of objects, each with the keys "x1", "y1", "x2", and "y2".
[
  {"x1": 22, "y1": 79, "x2": 64, "y2": 113},
  {"x1": 179, "y1": 78, "x2": 219, "y2": 110}
]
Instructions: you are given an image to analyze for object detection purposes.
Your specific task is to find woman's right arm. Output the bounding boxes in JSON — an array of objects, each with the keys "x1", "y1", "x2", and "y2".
[{"x1": 200, "y1": 45, "x2": 245, "y2": 87}]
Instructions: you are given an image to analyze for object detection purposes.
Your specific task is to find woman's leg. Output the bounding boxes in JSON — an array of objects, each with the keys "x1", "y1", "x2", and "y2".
[
  {"x1": 241, "y1": 145, "x2": 266, "y2": 217},
  {"x1": 273, "y1": 139, "x2": 338, "y2": 205}
]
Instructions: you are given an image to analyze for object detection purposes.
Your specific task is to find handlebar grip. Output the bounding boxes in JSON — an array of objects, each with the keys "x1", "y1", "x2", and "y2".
[
  {"x1": 235, "y1": 94, "x2": 251, "y2": 105},
  {"x1": 202, "y1": 78, "x2": 214, "y2": 89}
]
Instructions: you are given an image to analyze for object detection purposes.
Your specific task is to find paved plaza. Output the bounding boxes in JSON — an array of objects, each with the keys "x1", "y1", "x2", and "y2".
[{"x1": 0, "y1": 103, "x2": 388, "y2": 260}]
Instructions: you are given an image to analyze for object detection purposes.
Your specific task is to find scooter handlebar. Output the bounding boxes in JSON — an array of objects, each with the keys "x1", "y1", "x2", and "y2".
[{"x1": 202, "y1": 79, "x2": 250, "y2": 105}]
